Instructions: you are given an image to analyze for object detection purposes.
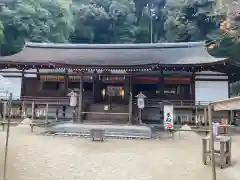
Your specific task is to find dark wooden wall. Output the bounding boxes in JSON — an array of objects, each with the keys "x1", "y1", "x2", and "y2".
[{"x1": 21, "y1": 77, "x2": 66, "y2": 97}]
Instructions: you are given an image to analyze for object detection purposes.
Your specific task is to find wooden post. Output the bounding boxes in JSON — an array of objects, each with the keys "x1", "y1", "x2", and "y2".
[
  {"x1": 128, "y1": 92, "x2": 132, "y2": 124},
  {"x1": 78, "y1": 73, "x2": 83, "y2": 123},
  {"x1": 45, "y1": 103, "x2": 49, "y2": 128},
  {"x1": 73, "y1": 107, "x2": 76, "y2": 122},
  {"x1": 31, "y1": 101, "x2": 35, "y2": 120},
  {"x1": 2, "y1": 102, "x2": 7, "y2": 131},
  {"x1": 195, "y1": 105, "x2": 198, "y2": 125},
  {"x1": 139, "y1": 109, "x2": 142, "y2": 124},
  {"x1": 21, "y1": 101, "x2": 25, "y2": 119},
  {"x1": 208, "y1": 104, "x2": 216, "y2": 180},
  {"x1": 92, "y1": 71, "x2": 96, "y2": 103},
  {"x1": 230, "y1": 110, "x2": 234, "y2": 125},
  {"x1": 64, "y1": 69, "x2": 68, "y2": 95},
  {"x1": 3, "y1": 102, "x2": 7, "y2": 121},
  {"x1": 202, "y1": 138, "x2": 207, "y2": 164},
  {"x1": 204, "y1": 107, "x2": 208, "y2": 135},
  {"x1": 128, "y1": 76, "x2": 132, "y2": 124},
  {"x1": 3, "y1": 92, "x2": 12, "y2": 180}
]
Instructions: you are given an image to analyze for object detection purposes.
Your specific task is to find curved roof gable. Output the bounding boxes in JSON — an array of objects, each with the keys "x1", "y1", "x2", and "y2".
[{"x1": 0, "y1": 42, "x2": 225, "y2": 67}]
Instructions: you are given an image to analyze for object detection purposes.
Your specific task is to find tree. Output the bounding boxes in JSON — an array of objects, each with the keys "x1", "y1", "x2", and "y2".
[
  {"x1": 163, "y1": 0, "x2": 219, "y2": 42},
  {"x1": 70, "y1": 3, "x2": 110, "y2": 43},
  {"x1": 0, "y1": 0, "x2": 74, "y2": 55},
  {"x1": 108, "y1": 0, "x2": 137, "y2": 43},
  {"x1": 0, "y1": 21, "x2": 4, "y2": 55},
  {"x1": 0, "y1": 21, "x2": 4, "y2": 45},
  {"x1": 70, "y1": 0, "x2": 137, "y2": 43}
]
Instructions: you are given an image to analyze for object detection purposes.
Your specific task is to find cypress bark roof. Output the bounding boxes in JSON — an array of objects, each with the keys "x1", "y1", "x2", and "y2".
[{"x1": 0, "y1": 42, "x2": 226, "y2": 68}]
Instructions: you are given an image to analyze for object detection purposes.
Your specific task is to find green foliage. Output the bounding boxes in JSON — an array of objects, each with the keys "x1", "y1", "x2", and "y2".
[
  {"x1": 1, "y1": 0, "x2": 240, "y2": 93},
  {"x1": 0, "y1": 0, "x2": 237, "y2": 58},
  {"x1": 0, "y1": 21, "x2": 4, "y2": 45},
  {"x1": 0, "y1": 0, "x2": 221, "y2": 48},
  {"x1": 0, "y1": 0, "x2": 74, "y2": 55},
  {"x1": 70, "y1": 0, "x2": 137, "y2": 43}
]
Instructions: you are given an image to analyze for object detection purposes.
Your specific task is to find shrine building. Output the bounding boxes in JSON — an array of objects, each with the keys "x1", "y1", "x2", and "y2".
[{"x1": 0, "y1": 42, "x2": 239, "y2": 124}]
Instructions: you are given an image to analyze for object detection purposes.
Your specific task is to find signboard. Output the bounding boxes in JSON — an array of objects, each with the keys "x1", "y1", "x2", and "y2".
[
  {"x1": 40, "y1": 75, "x2": 64, "y2": 81},
  {"x1": 104, "y1": 105, "x2": 109, "y2": 111},
  {"x1": 68, "y1": 91, "x2": 77, "y2": 107},
  {"x1": 40, "y1": 75, "x2": 93, "y2": 81},
  {"x1": 136, "y1": 92, "x2": 146, "y2": 109},
  {"x1": 102, "y1": 76, "x2": 125, "y2": 82},
  {"x1": 69, "y1": 75, "x2": 93, "y2": 81},
  {"x1": 164, "y1": 77, "x2": 191, "y2": 84},
  {"x1": 164, "y1": 105, "x2": 174, "y2": 129},
  {"x1": 137, "y1": 98, "x2": 145, "y2": 109}
]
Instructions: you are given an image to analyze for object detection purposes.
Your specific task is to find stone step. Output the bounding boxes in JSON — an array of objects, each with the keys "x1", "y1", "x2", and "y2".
[
  {"x1": 86, "y1": 115, "x2": 128, "y2": 121},
  {"x1": 83, "y1": 120, "x2": 128, "y2": 125},
  {"x1": 85, "y1": 103, "x2": 129, "y2": 122},
  {"x1": 45, "y1": 123, "x2": 152, "y2": 139}
]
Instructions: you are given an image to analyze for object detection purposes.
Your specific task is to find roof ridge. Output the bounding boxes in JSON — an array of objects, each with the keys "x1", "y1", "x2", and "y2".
[{"x1": 26, "y1": 42, "x2": 206, "y2": 49}]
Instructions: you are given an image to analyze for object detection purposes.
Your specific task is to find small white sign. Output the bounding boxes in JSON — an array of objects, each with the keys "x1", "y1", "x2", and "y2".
[
  {"x1": 104, "y1": 105, "x2": 109, "y2": 111},
  {"x1": 164, "y1": 105, "x2": 174, "y2": 129},
  {"x1": 136, "y1": 92, "x2": 146, "y2": 109},
  {"x1": 137, "y1": 98, "x2": 145, "y2": 109},
  {"x1": 68, "y1": 91, "x2": 77, "y2": 107}
]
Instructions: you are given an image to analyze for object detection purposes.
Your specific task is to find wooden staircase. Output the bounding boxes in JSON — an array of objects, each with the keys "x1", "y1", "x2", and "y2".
[{"x1": 84, "y1": 103, "x2": 129, "y2": 124}]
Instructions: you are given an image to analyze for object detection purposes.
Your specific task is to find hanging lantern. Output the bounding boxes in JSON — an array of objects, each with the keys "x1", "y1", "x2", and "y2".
[
  {"x1": 102, "y1": 88, "x2": 106, "y2": 97},
  {"x1": 120, "y1": 88, "x2": 124, "y2": 98}
]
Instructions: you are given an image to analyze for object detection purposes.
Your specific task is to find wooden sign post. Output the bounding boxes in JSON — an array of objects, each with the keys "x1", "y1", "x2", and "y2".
[{"x1": 135, "y1": 92, "x2": 146, "y2": 124}]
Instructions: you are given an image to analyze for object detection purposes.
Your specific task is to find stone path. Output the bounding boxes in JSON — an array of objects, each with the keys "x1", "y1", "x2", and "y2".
[{"x1": 0, "y1": 126, "x2": 238, "y2": 180}]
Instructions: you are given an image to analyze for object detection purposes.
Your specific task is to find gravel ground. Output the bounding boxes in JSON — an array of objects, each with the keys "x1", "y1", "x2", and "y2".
[{"x1": 0, "y1": 126, "x2": 239, "y2": 180}]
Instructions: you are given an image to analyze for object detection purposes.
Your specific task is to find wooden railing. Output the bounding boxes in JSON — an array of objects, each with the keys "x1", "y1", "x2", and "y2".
[
  {"x1": 0, "y1": 95, "x2": 210, "y2": 120},
  {"x1": 133, "y1": 98, "x2": 209, "y2": 107},
  {"x1": 0, "y1": 95, "x2": 209, "y2": 107},
  {"x1": 0, "y1": 96, "x2": 93, "y2": 105}
]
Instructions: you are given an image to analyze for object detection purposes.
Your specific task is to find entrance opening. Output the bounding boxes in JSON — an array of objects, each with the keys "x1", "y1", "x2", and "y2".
[
  {"x1": 134, "y1": 84, "x2": 160, "y2": 98},
  {"x1": 102, "y1": 84, "x2": 124, "y2": 103}
]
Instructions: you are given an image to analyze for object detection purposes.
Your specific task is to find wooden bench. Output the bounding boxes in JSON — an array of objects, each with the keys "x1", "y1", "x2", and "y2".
[
  {"x1": 168, "y1": 128, "x2": 210, "y2": 139},
  {"x1": 29, "y1": 121, "x2": 51, "y2": 132},
  {"x1": 90, "y1": 128, "x2": 105, "y2": 141},
  {"x1": 0, "y1": 121, "x2": 19, "y2": 131},
  {"x1": 202, "y1": 136, "x2": 231, "y2": 169}
]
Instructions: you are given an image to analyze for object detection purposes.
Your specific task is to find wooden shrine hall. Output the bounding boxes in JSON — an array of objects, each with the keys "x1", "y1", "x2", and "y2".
[{"x1": 0, "y1": 41, "x2": 239, "y2": 124}]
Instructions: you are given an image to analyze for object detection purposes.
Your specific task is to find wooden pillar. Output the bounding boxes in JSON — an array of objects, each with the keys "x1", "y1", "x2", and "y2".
[
  {"x1": 195, "y1": 105, "x2": 198, "y2": 124},
  {"x1": 128, "y1": 76, "x2": 132, "y2": 124},
  {"x1": 21, "y1": 101, "x2": 25, "y2": 119},
  {"x1": 191, "y1": 72, "x2": 196, "y2": 102},
  {"x1": 208, "y1": 104, "x2": 217, "y2": 180},
  {"x1": 64, "y1": 69, "x2": 68, "y2": 95},
  {"x1": 92, "y1": 71, "x2": 96, "y2": 103},
  {"x1": 3, "y1": 102, "x2": 7, "y2": 122},
  {"x1": 95, "y1": 75, "x2": 102, "y2": 102},
  {"x1": 45, "y1": 103, "x2": 49, "y2": 128},
  {"x1": 228, "y1": 79, "x2": 231, "y2": 124},
  {"x1": 230, "y1": 110, "x2": 234, "y2": 125},
  {"x1": 21, "y1": 69, "x2": 25, "y2": 98},
  {"x1": 78, "y1": 73, "x2": 83, "y2": 123},
  {"x1": 160, "y1": 69, "x2": 164, "y2": 98},
  {"x1": 31, "y1": 101, "x2": 35, "y2": 120},
  {"x1": 124, "y1": 76, "x2": 130, "y2": 103},
  {"x1": 204, "y1": 107, "x2": 208, "y2": 135}
]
